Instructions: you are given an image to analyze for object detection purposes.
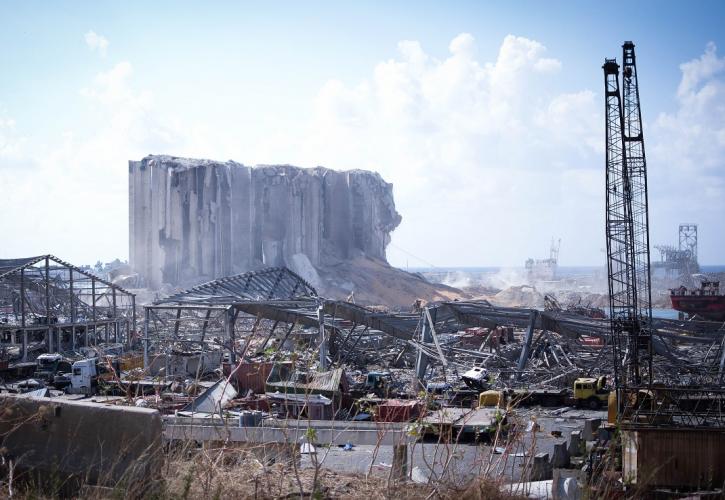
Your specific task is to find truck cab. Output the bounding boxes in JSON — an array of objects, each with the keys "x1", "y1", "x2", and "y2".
[
  {"x1": 36, "y1": 353, "x2": 72, "y2": 380},
  {"x1": 573, "y1": 376, "x2": 609, "y2": 409},
  {"x1": 69, "y1": 358, "x2": 98, "y2": 395}
]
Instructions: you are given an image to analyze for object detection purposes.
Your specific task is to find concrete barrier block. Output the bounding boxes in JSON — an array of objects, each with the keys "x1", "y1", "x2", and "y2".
[
  {"x1": 582, "y1": 418, "x2": 601, "y2": 441},
  {"x1": 529, "y1": 452, "x2": 552, "y2": 481},
  {"x1": 552, "y1": 469, "x2": 582, "y2": 500},
  {"x1": 0, "y1": 394, "x2": 162, "y2": 495},
  {"x1": 568, "y1": 430, "x2": 583, "y2": 456},
  {"x1": 551, "y1": 442, "x2": 570, "y2": 468}
]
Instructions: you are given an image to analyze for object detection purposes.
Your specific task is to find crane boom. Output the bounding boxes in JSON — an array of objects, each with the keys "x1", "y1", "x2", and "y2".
[
  {"x1": 603, "y1": 58, "x2": 639, "y2": 389},
  {"x1": 622, "y1": 42, "x2": 654, "y2": 384}
]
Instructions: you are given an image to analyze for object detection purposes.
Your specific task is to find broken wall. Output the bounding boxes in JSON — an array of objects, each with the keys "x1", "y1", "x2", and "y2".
[{"x1": 129, "y1": 155, "x2": 401, "y2": 288}]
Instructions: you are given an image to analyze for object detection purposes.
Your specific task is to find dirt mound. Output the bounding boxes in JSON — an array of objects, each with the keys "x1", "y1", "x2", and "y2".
[{"x1": 316, "y1": 256, "x2": 467, "y2": 309}]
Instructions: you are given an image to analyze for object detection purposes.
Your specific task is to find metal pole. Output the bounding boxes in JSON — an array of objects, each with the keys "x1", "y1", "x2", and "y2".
[
  {"x1": 318, "y1": 304, "x2": 327, "y2": 371},
  {"x1": 45, "y1": 256, "x2": 50, "y2": 351},
  {"x1": 336, "y1": 323, "x2": 357, "y2": 362},
  {"x1": 173, "y1": 308, "x2": 182, "y2": 338},
  {"x1": 200, "y1": 308, "x2": 212, "y2": 342},
  {"x1": 257, "y1": 320, "x2": 279, "y2": 354},
  {"x1": 20, "y1": 269, "x2": 26, "y2": 361},
  {"x1": 276, "y1": 322, "x2": 296, "y2": 352},
  {"x1": 340, "y1": 326, "x2": 368, "y2": 364},
  {"x1": 517, "y1": 310, "x2": 539, "y2": 378},
  {"x1": 91, "y1": 278, "x2": 96, "y2": 346},
  {"x1": 112, "y1": 288, "x2": 117, "y2": 343},
  {"x1": 22, "y1": 330, "x2": 27, "y2": 363},
  {"x1": 424, "y1": 307, "x2": 448, "y2": 370},
  {"x1": 228, "y1": 308, "x2": 236, "y2": 364},
  {"x1": 143, "y1": 308, "x2": 150, "y2": 368},
  {"x1": 20, "y1": 268, "x2": 25, "y2": 328},
  {"x1": 131, "y1": 295, "x2": 137, "y2": 348},
  {"x1": 415, "y1": 315, "x2": 430, "y2": 385},
  {"x1": 69, "y1": 268, "x2": 75, "y2": 351}
]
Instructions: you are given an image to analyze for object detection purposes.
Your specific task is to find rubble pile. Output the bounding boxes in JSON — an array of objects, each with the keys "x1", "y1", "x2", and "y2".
[{"x1": 2, "y1": 262, "x2": 725, "y2": 496}]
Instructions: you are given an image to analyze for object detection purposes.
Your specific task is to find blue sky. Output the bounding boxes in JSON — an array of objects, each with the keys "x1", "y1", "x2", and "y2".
[{"x1": 1, "y1": 1, "x2": 725, "y2": 267}]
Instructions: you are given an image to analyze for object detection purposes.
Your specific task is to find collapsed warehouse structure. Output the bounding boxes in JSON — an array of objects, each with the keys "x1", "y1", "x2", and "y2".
[
  {"x1": 0, "y1": 255, "x2": 136, "y2": 362},
  {"x1": 144, "y1": 267, "x2": 725, "y2": 393},
  {"x1": 140, "y1": 262, "x2": 725, "y2": 492},
  {"x1": 2, "y1": 259, "x2": 724, "y2": 493}
]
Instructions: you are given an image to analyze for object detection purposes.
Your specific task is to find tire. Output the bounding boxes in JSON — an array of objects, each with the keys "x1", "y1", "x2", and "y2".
[{"x1": 587, "y1": 397, "x2": 601, "y2": 410}]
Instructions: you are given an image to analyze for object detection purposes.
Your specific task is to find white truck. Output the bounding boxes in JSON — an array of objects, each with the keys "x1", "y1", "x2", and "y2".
[{"x1": 68, "y1": 358, "x2": 98, "y2": 395}]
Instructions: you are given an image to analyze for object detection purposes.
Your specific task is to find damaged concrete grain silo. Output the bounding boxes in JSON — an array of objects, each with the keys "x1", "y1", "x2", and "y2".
[{"x1": 128, "y1": 155, "x2": 402, "y2": 290}]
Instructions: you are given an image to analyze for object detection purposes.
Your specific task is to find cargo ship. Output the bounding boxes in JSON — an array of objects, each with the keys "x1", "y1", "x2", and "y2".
[{"x1": 669, "y1": 281, "x2": 725, "y2": 321}]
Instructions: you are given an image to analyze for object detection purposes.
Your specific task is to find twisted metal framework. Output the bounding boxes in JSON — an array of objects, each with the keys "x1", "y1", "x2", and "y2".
[
  {"x1": 0, "y1": 255, "x2": 136, "y2": 359},
  {"x1": 154, "y1": 267, "x2": 317, "y2": 305},
  {"x1": 144, "y1": 267, "x2": 318, "y2": 366}
]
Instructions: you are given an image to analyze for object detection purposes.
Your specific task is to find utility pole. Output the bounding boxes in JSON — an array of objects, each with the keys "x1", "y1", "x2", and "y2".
[{"x1": 318, "y1": 303, "x2": 328, "y2": 371}]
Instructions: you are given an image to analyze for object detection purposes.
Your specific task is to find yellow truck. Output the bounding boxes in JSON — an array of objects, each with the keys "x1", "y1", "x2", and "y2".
[
  {"x1": 477, "y1": 376, "x2": 611, "y2": 411},
  {"x1": 572, "y1": 376, "x2": 610, "y2": 409}
]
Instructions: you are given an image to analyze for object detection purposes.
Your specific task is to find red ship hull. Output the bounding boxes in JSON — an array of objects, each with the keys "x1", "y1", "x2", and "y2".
[{"x1": 670, "y1": 294, "x2": 725, "y2": 321}]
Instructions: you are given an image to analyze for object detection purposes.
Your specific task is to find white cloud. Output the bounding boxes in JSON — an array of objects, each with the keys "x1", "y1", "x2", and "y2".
[
  {"x1": 0, "y1": 115, "x2": 19, "y2": 158},
  {"x1": 0, "y1": 60, "x2": 188, "y2": 263},
  {"x1": 649, "y1": 42, "x2": 725, "y2": 262},
  {"x1": 294, "y1": 33, "x2": 599, "y2": 266},
  {"x1": 84, "y1": 30, "x2": 109, "y2": 57},
  {"x1": 534, "y1": 58, "x2": 562, "y2": 73}
]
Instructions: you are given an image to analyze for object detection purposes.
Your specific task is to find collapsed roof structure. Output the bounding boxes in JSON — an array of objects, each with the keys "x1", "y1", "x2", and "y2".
[{"x1": 144, "y1": 266, "x2": 725, "y2": 405}]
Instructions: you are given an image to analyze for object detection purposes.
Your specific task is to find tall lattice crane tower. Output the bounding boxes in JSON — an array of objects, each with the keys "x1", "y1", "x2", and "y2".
[
  {"x1": 603, "y1": 41, "x2": 653, "y2": 392},
  {"x1": 622, "y1": 42, "x2": 653, "y2": 327}
]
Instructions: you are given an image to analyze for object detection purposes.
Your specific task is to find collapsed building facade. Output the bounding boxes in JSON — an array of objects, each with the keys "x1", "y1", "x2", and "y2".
[
  {"x1": 0, "y1": 255, "x2": 136, "y2": 361},
  {"x1": 145, "y1": 267, "x2": 725, "y2": 393},
  {"x1": 129, "y1": 155, "x2": 402, "y2": 289}
]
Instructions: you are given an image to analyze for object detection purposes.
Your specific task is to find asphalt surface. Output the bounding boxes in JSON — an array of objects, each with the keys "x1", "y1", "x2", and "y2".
[{"x1": 300, "y1": 407, "x2": 607, "y2": 483}]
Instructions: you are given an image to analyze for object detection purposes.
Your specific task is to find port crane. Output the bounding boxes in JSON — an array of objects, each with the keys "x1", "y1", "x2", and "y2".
[{"x1": 603, "y1": 42, "x2": 653, "y2": 400}]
